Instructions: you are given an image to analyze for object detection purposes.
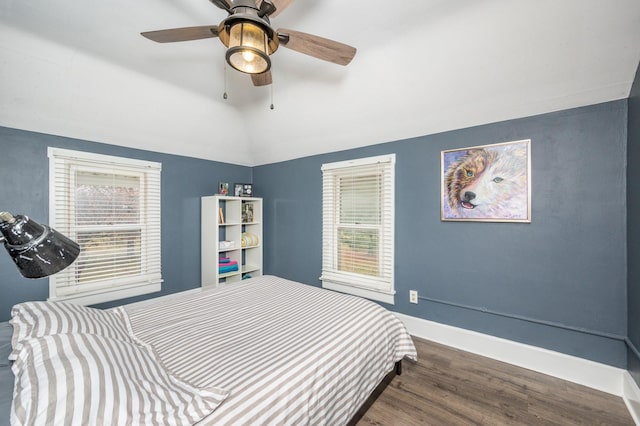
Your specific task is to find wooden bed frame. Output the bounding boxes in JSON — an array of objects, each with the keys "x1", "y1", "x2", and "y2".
[{"x1": 347, "y1": 360, "x2": 402, "y2": 425}]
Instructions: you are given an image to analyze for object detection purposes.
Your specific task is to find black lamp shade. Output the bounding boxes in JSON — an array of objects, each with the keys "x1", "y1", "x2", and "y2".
[{"x1": 0, "y1": 214, "x2": 80, "y2": 279}]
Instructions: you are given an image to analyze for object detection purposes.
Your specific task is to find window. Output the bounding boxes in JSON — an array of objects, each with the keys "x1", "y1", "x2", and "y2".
[
  {"x1": 48, "y1": 148, "x2": 162, "y2": 305},
  {"x1": 321, "y1": 154, "x2": 395, "y2": 304}
]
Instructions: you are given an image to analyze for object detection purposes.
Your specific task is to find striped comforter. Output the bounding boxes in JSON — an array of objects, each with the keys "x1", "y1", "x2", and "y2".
[{"x1": 121, "y1": 275, "x2": 417, "y2": 425}]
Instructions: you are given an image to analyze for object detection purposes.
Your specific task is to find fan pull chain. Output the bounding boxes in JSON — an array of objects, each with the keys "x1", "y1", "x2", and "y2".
[
  {"x1": 223, "y1": 63, "x2": 228, "y2": 100},
  {"x1": 270, "y1": 82, "x2": 274, "y2": 110}
]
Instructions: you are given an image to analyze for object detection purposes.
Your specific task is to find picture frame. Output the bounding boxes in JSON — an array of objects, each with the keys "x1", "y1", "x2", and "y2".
[
  {"x1": 241, "y1": 183, "x2": 253, "y2": 197},
  {"x1": 218, "y1": 182, "x2": 229, "y2": 195},
  {"x1": 234, "y1": 183, "x2": 243, "y2": 197},
  {"x1": 242, "y1": 203, "x2": 254, "y2": 223},
  {"x1": 441, "y1": 139, "x2": 531, "y2": 223}
]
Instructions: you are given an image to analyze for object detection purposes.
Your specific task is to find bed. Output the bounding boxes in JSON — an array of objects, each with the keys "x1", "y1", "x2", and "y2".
[{"x1": 5, "y1": 275, "x2": 417, "y2": 425}]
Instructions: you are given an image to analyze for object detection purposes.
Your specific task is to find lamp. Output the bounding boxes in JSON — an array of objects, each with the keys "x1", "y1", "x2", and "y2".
[
  {"x1": 0, "y1": 211, "x2": 80, "y2": 279},
  {"x1": 218, "y1": 0, "x2": 279, "y2": 74},
  {"x1": 226, "y1": 21, "x2": 270, "y2": 74}
]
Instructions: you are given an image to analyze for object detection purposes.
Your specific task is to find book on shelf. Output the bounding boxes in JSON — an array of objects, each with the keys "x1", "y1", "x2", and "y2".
[{"x1": 218, "y1": 207, "x2": 224, "y2": 224}]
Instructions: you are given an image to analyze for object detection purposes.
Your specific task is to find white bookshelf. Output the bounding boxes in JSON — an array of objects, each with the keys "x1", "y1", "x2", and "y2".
[{"x1": 201, "y1": 195, "x2": 263, "y2": 287}]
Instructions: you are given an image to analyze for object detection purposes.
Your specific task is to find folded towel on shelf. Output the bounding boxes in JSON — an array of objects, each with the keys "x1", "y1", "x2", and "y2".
[
  {"x1": 241, "y1": 233, "x2": 259, "y2": 247},
  {"x1": 218, "y1": 257, "x2": 231, "y2": 264},
  {"x1": 219, "y1": 264, "x2": 239, "y2": 274},
  {"x1": 218, "y1": 260, "x2": 238, "y2": 267},
  {"x1": 219, "y1": 241, "x2": 234, "y2": 250}
]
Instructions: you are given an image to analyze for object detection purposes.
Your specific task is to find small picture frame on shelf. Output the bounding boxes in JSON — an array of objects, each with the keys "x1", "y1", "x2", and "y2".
[
  {"x1": 242, "y1": 203, "x2": 254, "y2": 223},
  {"x1": 218, "y1": 182, "x2": 229, "y2": 195},
  {"x1": 235, "y1": 183, "x2": 253, "y2": 197},
  {"x1": 234, "y1": 183, "x2": 243, "y2": 197}
]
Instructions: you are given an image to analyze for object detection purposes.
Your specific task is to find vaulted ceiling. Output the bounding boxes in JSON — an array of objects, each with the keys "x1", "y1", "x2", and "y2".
[{"x1": 1, "y1": 0, "x2": 639, "y2": 166}]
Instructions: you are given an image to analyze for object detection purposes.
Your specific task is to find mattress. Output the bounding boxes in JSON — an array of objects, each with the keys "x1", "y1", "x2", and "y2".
[
  {"x1": 0, "y1": 322, "x2": 13, "y2": 426},
  {"x1": 6, "y1": 275, "x2": 416, "y2": 425},
  {"x1": 121, "y1": 275, "x2": 417, "y2": 425}
]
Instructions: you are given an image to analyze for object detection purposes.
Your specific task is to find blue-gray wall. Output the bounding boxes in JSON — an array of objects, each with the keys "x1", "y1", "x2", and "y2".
[
  {"x1": 628, "y1": 61, "x2": 640, "y2": 386},
  {"x1": 0, "y1": 126, "x2": 251, "y2": 321},
  {"x1": 0, "y1": 98, "x2": 633, "y2": 370},
  {"x1": 254, "y1": 101, "x2": 628, "y2": 367}
]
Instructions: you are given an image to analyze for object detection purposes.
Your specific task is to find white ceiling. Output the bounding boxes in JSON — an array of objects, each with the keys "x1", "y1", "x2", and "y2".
[{"x1": 1, "y1": 0, "x2": 639, "y2": 166}]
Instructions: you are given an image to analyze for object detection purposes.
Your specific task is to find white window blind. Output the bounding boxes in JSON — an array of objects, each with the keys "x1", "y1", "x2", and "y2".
[
  {"x1": 48, "y1": 148, "x2": 162, "y2": 305},
  {"x1": 321, "y1": 154, "x2": 395, "y2": 304}
]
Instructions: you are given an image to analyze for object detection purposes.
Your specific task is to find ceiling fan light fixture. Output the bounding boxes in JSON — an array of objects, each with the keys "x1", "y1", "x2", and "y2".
[{"x1": 226, "y1": 21, "x2": 270, "y2": 74}]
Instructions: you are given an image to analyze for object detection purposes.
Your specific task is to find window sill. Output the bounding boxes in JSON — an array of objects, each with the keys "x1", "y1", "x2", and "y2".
[
  {"x1": 48, "y1": 282, "x2": 161, "y2": 306},
  {"x1": 322, "y1": 280, "x2": 395, "y2": 305}
]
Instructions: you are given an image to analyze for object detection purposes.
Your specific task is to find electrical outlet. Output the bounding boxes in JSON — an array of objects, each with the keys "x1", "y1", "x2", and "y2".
[{"x1": 409, "y1": 290, "x2": 418, "y2": 304}]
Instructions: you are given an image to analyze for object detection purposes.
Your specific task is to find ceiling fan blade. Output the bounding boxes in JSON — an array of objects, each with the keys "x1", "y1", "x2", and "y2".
[
  {"x1": 141, "y1": 26, "x2": 219, "y2": 43},
  {"x1": 257, "y1": 0, "x2": 294, "y2": 17},
  {"x1": 251, "y1": 71, "x2": 273, "y2": 86},
  {"x1": 277, "y1": 28, "x2": 356, "y2": 66},
  {"x1": 209, "y1": 0, "x2": 232, "y2": 12}
]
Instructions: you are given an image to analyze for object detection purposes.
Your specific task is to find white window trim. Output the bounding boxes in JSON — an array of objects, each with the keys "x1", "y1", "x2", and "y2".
[
  {"x1": 48, "y1": 147, "x2": 162, "y2": 305},
  {"x1": 321, "y1": 153, "x2": 395, "y2": 304},
  {"x1": 322, "y1": 281, "x2": 395, "y2": 305}
]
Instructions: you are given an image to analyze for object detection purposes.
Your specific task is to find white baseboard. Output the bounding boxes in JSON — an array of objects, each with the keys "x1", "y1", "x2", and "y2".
[
  {"x1": 624, "y1": 372, "x2": 640, "y2": 425},
  {"x1": 393, "y1": 312, "x2": 626, "y2": 397}
]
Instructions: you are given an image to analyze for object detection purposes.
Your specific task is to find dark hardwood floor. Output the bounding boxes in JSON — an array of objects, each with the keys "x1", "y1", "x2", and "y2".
[{"x1": 357, "y1": 337, "x2": 634, "y2": 425}]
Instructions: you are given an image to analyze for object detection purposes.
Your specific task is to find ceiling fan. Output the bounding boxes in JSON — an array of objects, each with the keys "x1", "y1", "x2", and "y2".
[{"x1": 141, "y1": 0, "x2": 357, "y2": 87}]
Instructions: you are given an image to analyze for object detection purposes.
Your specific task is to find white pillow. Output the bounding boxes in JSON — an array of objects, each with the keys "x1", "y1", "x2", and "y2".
[
  {"x1": 9, "y1": 301, "x2": 134, "y2": 360},
  {"x1": 11, "y1": 333, "x2": 229, "y2": 425}
]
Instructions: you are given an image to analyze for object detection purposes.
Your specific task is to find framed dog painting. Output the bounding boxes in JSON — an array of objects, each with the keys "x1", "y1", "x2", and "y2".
[{"x1": 441, "y1": 139, "x2": 531, "y2": 223}]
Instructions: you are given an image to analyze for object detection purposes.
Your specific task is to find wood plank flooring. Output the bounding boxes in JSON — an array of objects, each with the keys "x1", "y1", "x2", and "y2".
[{"x1": 356, "y1": 337, "x2": 634, "y2": 425}]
